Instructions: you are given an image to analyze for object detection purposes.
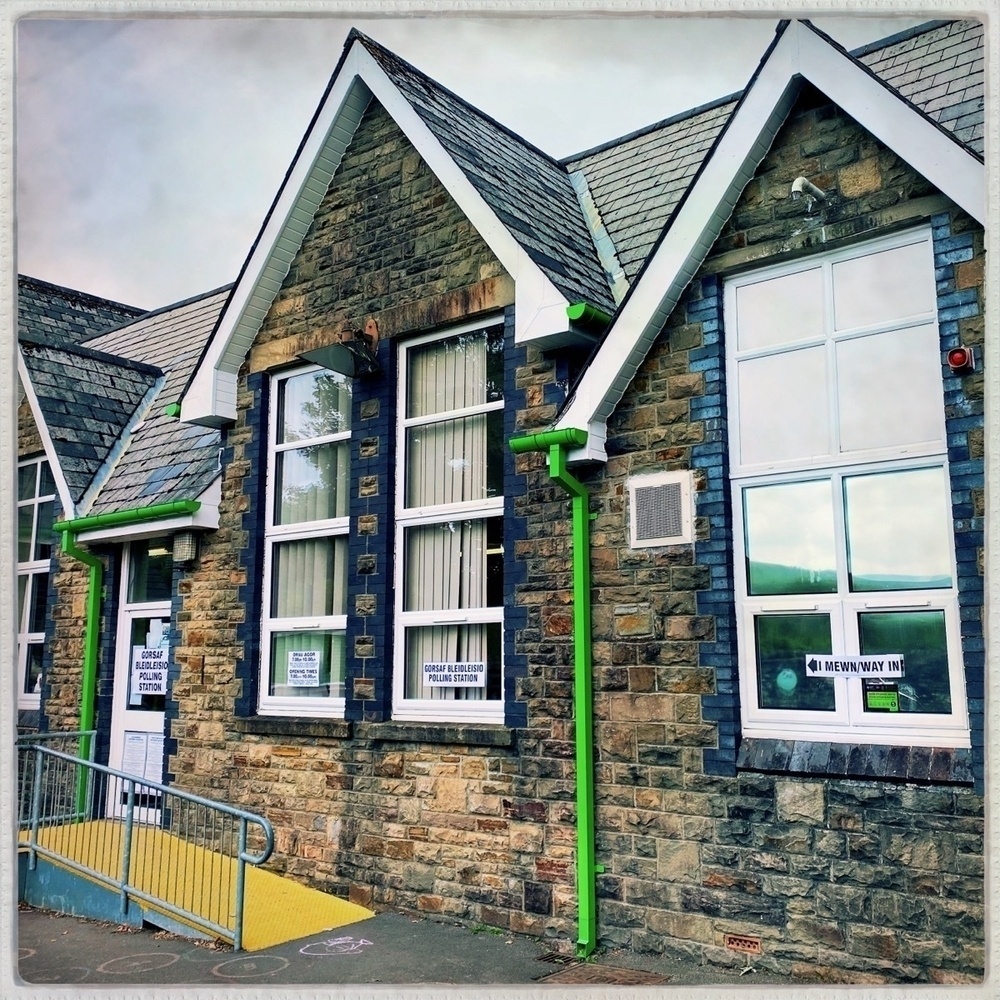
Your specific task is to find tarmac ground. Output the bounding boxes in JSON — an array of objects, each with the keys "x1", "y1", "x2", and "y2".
[{"x1": 15, "y1": 902, "x2": 801, "y2": 989}]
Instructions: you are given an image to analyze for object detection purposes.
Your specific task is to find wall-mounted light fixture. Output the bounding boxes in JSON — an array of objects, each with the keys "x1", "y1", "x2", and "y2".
[
  {"x1": 946, "y1": 345, "x2": 976, "y2": 374},
  {"x1": 173, "y1": 529, "x2": 199, "y2": 565},
  {"x1": 790, "y1": 175, "x2": 827, "y2": 214},
  {"x1": 299, "y1": 320, "x2": 381, "y2": 377}
]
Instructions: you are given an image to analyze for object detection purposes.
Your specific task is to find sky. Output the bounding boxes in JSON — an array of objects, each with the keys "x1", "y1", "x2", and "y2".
[{"x1": 14, "y1": 6, "x2": 947, "y2": 311}]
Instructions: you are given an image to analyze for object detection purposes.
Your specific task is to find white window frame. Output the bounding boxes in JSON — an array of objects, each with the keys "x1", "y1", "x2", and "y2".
[
  {"x1": 259, "y1": 364, "x2": 350, "y2": 717},
  {"x1": 725, "y1": 230, "x2": 970, "y2": 747},
  {"x1": 393, "y1": 318, "x2": 505, "y2": 723},
  {"x1": 17, "y1": 456, "x2": 54, "y2": 709}
]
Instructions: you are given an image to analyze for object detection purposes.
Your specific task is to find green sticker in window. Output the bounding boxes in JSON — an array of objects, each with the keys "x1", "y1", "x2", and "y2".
[{"x1": 865, "y1": 689, "x2": 899, "y2": 712}]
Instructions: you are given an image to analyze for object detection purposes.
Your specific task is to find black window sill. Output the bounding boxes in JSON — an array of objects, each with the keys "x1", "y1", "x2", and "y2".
[
  {"x1": 737, "y1": 738, "x2": 973, "y2": 785},
  {"x1": 232, "y1": 716, "x2": 514, "y2": 748}
]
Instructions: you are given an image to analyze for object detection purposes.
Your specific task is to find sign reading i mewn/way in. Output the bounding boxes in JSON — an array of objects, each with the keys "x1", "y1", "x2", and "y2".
[{"x1": 805, "y1": 654, "x2": 905, "y2": 678}]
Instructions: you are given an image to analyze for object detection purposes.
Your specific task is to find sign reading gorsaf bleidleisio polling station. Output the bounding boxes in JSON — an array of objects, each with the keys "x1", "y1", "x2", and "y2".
[
  {"x1": 287, "y1": 650, "x2": 321, "y2": 687},
  {"x1": 423, "y1": 661, "x2": 487, "y2": 687},
  {"x1": 131, "y1": 646, "x2": 168, "y2": 695},
  {"x1": 805, "y1": 654, "x2": 905, "y2": 678}
]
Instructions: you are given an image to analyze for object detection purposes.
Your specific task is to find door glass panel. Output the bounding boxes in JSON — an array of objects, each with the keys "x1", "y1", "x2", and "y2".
[
  {"x1": 845, "y1": 468, "x2": 953, "y2": 591},
  {"x1": 837, "y1": 325, "x2": 945, "y2": 453},
  {"x1": 737, "y1": 347, "x2": 829, "y2": 465},
  {"x1": 755, "y1": 614, "x2": 835, "y2": 711},
  {"x1": 127, "y1": 617, "x2": 168, "y2": 711},
  {"x1": 128, "y1": 541, "x2": 173, "y2": 603},
  {"x1": 744, "y1": 481, "x2": 837, "y2": 595},
  {"x1": 832, "y1": 241, "x2": 933, "y2": 330},
  {"x1": 860, "y1": 610, "x2": 951, "y2": 714},
  {"x1": 735, "y1": 268, "x2": 824, "y2": 350}
]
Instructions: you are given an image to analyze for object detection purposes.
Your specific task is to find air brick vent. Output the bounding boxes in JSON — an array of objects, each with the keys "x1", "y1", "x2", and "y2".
[{"x1": 628, "y1": 471, "x2": 693, "y2": 547}]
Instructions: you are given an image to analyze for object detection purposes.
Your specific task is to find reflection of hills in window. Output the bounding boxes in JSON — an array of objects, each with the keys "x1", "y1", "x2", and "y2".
[
  {"x1": 850, "y1": 572, "x2": 952, "y2": 592},
  {"x1": 748, "y1": 561, "x2": 836, "y2": 595}
]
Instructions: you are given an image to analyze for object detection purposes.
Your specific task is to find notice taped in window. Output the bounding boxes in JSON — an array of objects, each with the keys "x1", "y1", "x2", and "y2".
[
  {"x1": 131, "y1": 646, "x2": 168, "y2": 697},
  {"x1": 423, "y1": 661, "x2": 486, "y2": 687},
  {"x1": 288, "y1": 649, "x2": 321, "y2": 687}
]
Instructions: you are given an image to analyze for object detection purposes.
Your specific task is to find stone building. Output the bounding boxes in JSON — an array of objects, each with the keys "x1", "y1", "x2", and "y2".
[{"x1": 18, "y1": 19, "x2": 987, "y2": 983}]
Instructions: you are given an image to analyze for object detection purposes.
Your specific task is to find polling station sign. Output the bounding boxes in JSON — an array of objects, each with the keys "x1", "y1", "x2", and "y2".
[
  {"x1": 131, "y1": 646, "x2": 168, "y2": 695},
  {"x1": 805, "y1": 654, "x2": 904, "y2": 678},
  {"x1": 423, "y1": 661, "x2": 486, "y2": 687}
]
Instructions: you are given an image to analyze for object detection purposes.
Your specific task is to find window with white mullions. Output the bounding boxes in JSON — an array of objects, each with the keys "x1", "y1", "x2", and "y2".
[
  {"x1": 726, "y1": 230, "x2": 969, "y2": 747},
  {"x1": 17, "y1": 456, "x2": 55, "y2": 708},
  {"x1": 260, "y1": 366, "x2": 351, "y2": 716},
  {"x1": 395, "y1": 321, "x2": 505, "y2": 721}
]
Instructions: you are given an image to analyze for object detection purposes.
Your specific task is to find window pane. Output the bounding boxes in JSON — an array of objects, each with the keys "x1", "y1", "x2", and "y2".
[
  {"x1": 271, "y1": 536, "x2": 347, "y2": 617},
  {"x1": 755, "y1": 614, "x2": 835, "y2": 710},
  {"x1": 25, "y1": 644, "x2": 44, "y2": 695},
  {"x1": 18, "y1": 506, "x2": 33, "y2": 562},
  {"x1": 407, "y1": 328, "x2": 501, "y2": 419},
  {"x1": 275, "y1": 442, "x2": 349, "y2": 523},
  {"x1": 832, "y1": 241, "x2": 933, "y2": 330},
  {"x1": 270, "y1": 630, "x2": 345, "y2": 698},
  {"x1": 837, "y1": 325, "x2": 945, "y2": 453},
  {"x1": 34, "y1": 501, "x2": 54, "y2": 561},
  {"x1": 39, "y1": 461, "x2": 55, "y2": 497},
  {"x1": 845, "y1": 468, "x2": 953, "y2": 591},
  {"x1": 736, "y1": 347, "x2": 829, "y2": 466},
  {"x1": 404, "y1": 518, "x2": 502, "y2": 612},
  {"x1": 278, "y1": 369, "x2": 351, "y2": 444},
  {"x1": 28, "y1": 573, "x2": 49, "y2": 633},
  {"x1": 17, "y1": 574, "x2": 27, "y2": 628},
  {"x1": 860, "y1": 611, "x2": 951, "y2": 714},
  {"x1": 128, "y1": 541, "x2": 173, "y2": 603},
  {"x1": 404, "y1": 622, "x2": 501, "y2": 701},
  {"x1": 406, "y1": 412, "x2": 501, "y2": 507},
  {"x1": 744, "y1": 481, "x2": 837, "y2": 595},
  {"x1": 734, "y1": 268, "x2": 825, "y2": 351},
  {"x1": 18, "y1": 464, "x2": 36, "y2": 501}
]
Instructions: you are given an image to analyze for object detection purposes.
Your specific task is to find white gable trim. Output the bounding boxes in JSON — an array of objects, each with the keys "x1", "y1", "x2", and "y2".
[
  {"x1": 182, "y1": 39, "x2": 568, "y2": 426},
  {"x1": 17, "y1": 349, "x2": 77, "y2": 520},
  {"x1": 556, "y1": 20, "x2": 985, "y2": 464}
]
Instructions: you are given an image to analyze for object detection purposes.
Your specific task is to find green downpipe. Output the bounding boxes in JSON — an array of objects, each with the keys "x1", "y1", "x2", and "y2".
[
  {"x1": 510, "y1": 426, "x2": 600, "y2": 958},
  {"x1": 53, "y1": 500, "x2": 202, "y2": 814}
]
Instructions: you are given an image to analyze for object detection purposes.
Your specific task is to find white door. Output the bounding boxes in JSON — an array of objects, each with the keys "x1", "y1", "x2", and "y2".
[{"x1": 107, "y1": 540, "x2": 172, "y2": 822}]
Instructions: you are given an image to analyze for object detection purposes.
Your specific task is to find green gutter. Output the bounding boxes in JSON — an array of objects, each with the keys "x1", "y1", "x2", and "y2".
[
  {"x1": 53, "y1": 500, "x2": 201, "y2": 812},
  {"x1": 510, "y1": 426, "x2": 600, "y2": 958},
  {"x1": 566, "y1": 301, "x2": 612, "y2": 332}
]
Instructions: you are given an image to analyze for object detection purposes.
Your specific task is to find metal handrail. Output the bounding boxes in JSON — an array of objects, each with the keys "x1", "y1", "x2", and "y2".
[{"x1": 16, "y1": 739, "x2": 273, "y2": 951}]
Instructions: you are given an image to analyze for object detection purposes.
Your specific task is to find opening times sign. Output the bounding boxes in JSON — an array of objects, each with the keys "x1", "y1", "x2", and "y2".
[
  {"x1": 423, "y1": 661, "x2": 486, "y2": 687},
  {"x1": 805, "y1": 654, "x2": 905, "y2": 678}
]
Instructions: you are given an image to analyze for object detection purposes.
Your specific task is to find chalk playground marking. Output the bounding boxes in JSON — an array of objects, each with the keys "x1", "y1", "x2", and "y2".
[{"x1": 300, "y1": 935, "x2": 374, "y2": 956}]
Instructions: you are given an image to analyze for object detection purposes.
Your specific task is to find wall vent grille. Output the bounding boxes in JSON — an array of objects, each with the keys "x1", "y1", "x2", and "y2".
[{"x1": 628, "y1": 471, "x2": 693, "y2": 547}]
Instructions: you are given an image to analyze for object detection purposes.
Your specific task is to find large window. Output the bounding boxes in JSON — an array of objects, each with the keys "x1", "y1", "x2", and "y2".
[
  {"x1": 17, "y1": 456, "x2": 55, "y2": 709},
  {"x1": 725, "y1": 230, "x2": 968, "y2": 746},
  {"x1": 261, "y1": 366, "x2": 351, "y2": 716},
  {"x1": 394, "y1": 321, "x2": 505, "y2": 722}
]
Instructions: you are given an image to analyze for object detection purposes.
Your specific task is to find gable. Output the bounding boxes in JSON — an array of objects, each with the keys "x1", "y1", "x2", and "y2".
[
  {"x1": 555, "y1": 19, "x2": 985, "y2": 461},
  {"x1": 245, "y1": 98, "x2": 511, "y2": 376}
]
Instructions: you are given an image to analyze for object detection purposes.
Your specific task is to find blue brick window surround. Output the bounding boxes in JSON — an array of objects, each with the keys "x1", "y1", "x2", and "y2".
[{"x1": 697, "y1": 220, "x2": 984, "y2": 791}]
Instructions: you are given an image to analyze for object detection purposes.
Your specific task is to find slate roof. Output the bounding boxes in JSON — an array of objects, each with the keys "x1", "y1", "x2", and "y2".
[
  {"x1": 563, "y1": 19, "x2": 984, "y2": 287},
  {"x1": 19, "y1": 335, "x2": 162, "y2": 509},
  {"x1": 355, "y1": 32, "x2": 616, "y2": 314},
  {"x1": 18, "y1": 274, "x2": 146, "y2": 347},
  {"x1": 79, "y1": 286, "x2": 230, "y2": 515}
]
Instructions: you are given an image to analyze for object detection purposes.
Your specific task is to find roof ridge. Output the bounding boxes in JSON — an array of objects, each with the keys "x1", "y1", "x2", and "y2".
[
  {"x1": 20, "y1": 330, "x2": 164, "y2": 377},
  {"x1": 18, "y1": 273, "x2": 147, "y2": 315},
  {"x1": 81, "y1": 281, "x2": 235, "y2": 343},
  {"x1": 353, "y1": 30, "x2": 568, "y2": 173}
]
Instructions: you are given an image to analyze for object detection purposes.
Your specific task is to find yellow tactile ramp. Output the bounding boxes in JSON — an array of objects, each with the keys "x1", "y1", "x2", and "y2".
[{"x1": 22, "y1": 820, "x2": 372, "y2": 950}]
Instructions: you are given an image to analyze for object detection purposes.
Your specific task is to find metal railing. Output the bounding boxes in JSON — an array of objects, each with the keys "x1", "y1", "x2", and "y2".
[
  {"x1": 17, "y1": 730, "x2": 97, "y2": 828},
  {"x1": 16, "y1": 737, "x2": 273, "y2": 951}
]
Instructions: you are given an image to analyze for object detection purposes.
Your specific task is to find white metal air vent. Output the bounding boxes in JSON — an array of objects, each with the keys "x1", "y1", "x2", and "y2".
[{"x1": 628, "y1": 471, "x2": 694, "y2": 548}]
